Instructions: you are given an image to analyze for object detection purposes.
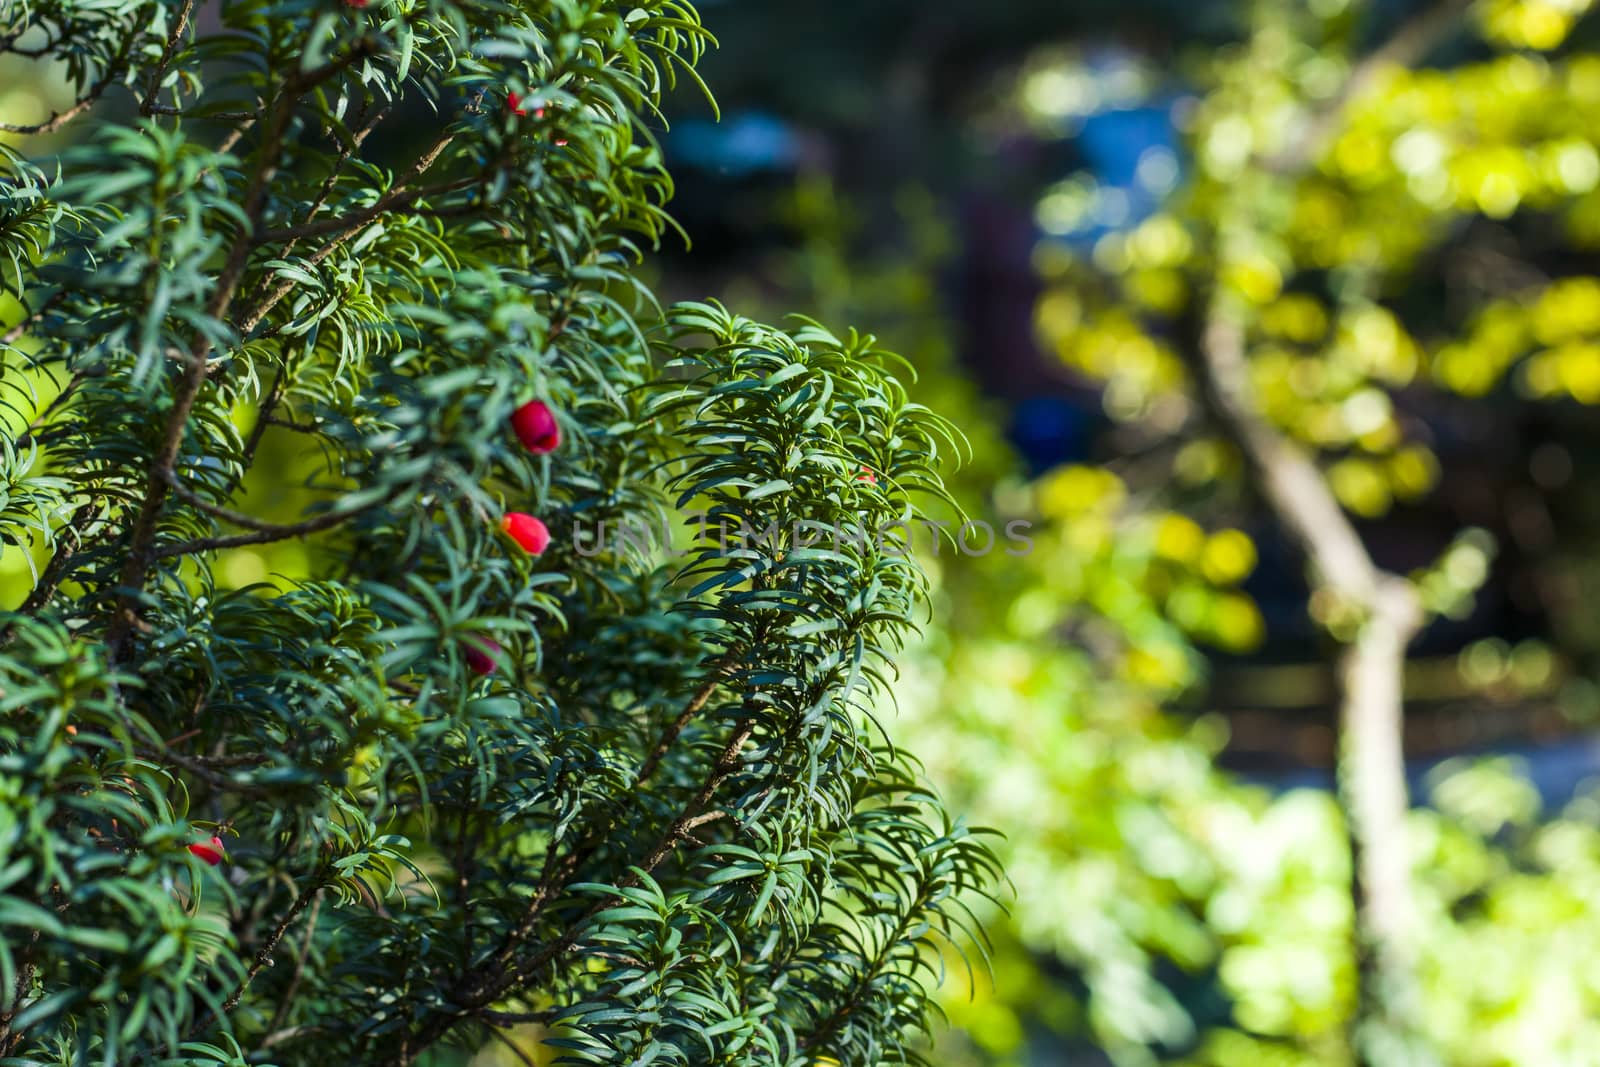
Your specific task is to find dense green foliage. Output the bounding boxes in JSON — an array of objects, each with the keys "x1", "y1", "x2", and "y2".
[
  {"x1": 0, "y1": 2, "x2": 998, "y2": 1064},
  {"x1": 710, "y1": 0, "x2": 1600, "y2": 1055}
]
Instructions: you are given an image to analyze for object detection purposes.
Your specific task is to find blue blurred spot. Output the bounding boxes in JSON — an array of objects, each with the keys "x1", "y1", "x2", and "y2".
[
  {"x1": 1060, "y1": 104, "x2": 1183, "y2": 246},
  {"x1": 1011, "y1": 395, "x2": 1091, "y2": 472},
  {"x1": 667, "y1": 112, "x2": 804, "y2": 178}
]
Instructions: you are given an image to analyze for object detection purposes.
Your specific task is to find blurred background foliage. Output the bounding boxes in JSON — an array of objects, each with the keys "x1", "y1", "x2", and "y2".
[
  {"x1": 12, "y1": 0, "x2": 1600, "y2": 1063},
  {"x1": 650, "y1": 0, "x2": 1600, "y2": 1064}
]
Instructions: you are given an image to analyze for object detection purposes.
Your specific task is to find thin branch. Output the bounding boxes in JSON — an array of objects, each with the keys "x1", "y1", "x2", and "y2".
[
  {"x1": 216, "y1": 113, "x2": 260, "y2": 157},
  {"x1": 146, "y1": 106, "x2": 258, "y2": 121},
  {"x1": 139, "y1": 0, "x2": 195, "y2": 116},
  {"x1": 15, "y1": 371, "x2": 86, "y2": 450},
  {"x1": 264, "y1": 414, "x2": 322, "y2": 434},
  {"x1": 108, "y1": 41, "x2": 376, "y2": 655},
  {"x1": 483, "y1": 1026, "x2": 540, "y2": 1067},
  {"x1": 400, "y1": 719, "x2": 754, "y2": 1065},
  {"x1": 489, "y1": 649, "x2": 746, "y2": 966},
  {"x1": 1, "y1": 291, "x2": 65, "y2": 346},
  {"x1": 135, "y1": 745, "x2": 279, "y2": 797},
  {"x1": 235, "y1": 218, "x2": 371, "y2": 338},
  {"x1": 154, "y1": 480, "x2": 402, "y2": 559},
  {"x1": 164, "y1": 472, "x2": 335, "y2": 534},
  {"x1": 236, "y1": 125, "x2": 466, "y2": 337},
  {"x1": 515, "y1": 719, "x2": 751, "y2": 981},
  {"x1": 633, "y1": 647, "x2": 744, "y2": 787},
  {"x1": 265, "y1": 893, "x2": 323, "y2": 1038},
  {"x1": 240, "y1": 369, "x2": 287, "y2": 469},
  {"x1": 222, "y1": 884, "x2": 321, "y2": 1014},
  {"x1": 1268, "y1": 0, "x2": 1470, "y2": 172},
  {"x1": 0, "y1": 58, "x2": 125, "y2": 134},
  {"x1": 479, "y1": 1009, "x2": 556, "y2": 1027},
  {"x1": 799, "y1": 885, "x2": 933, "y2": 1055},
  {"x1": 254, "y1": 174, "x2": 482, "y2": 245},
  {"x1": 283, "y1": 101, "x2": 393, "y2": 257},
  {"x1": 3, "y1": 503, "x2": 97, "y2": 635}
]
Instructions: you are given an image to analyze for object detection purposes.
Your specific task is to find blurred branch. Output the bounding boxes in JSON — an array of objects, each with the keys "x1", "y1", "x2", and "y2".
[
  {"x1": 1192, "y1": 311, "x2": 1382, "y2": 601},
  {"x1": 1269, "y1": 0, "x2": 1472, "y2": 173},
  {"x1": 1187, "y1": 252, "x2": 1429, "y2": 1067},
  {"x1": 1, "y1": 291, "x2": 64, "y2": 346},
  {"x1": 484, "y1": 1026, "x2": 539, "y2": 1067},
  {"x1": 0, "y1": 51, "x2": 128, "y2": 134},
  {"x1": 1185, "y1": 9, "x2": 1486, "y2": 1059}
]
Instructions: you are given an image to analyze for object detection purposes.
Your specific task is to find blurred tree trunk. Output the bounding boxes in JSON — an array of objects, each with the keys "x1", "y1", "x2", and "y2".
[
  {"x1": 1189, "y1": 304, "x2": 1433, "y2": 1067},
  {"x1": 1338, "y1": 578, "x2": 1426, "y2": 1067},
  {"x1": 1180, "y1": 9, "x2": 1468, "y2": 1060}
]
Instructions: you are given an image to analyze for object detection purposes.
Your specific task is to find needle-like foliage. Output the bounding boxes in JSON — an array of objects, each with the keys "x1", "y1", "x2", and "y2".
[{"x1": 0, "y1": 2, "x2": 1000, "y2": 1064}]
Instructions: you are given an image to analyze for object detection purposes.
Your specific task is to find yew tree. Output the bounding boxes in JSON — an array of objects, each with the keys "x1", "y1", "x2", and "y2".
[{"x1": 0, "y1": 1, "x2": 997, "y2": 1064}]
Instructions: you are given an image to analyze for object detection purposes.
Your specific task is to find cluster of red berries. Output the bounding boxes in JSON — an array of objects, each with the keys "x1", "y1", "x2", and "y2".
[
  {"x1": 505, "y1": 92, "x2": 567, "y2": 146},
  {"x1": 506, "y1": 91, "x2": 541, "y2": 120},
  {"x1": 462, "y1": 399, "x2": 563, "y2": 678}
]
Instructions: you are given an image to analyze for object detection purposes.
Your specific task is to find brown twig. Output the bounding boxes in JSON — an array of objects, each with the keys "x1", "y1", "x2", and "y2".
[
  {"x1": 254, "y1": 174, "x2": 482, "y2": 245},
  {"x1": 154, "y1": 478, "x2": 403, "y2": 559},
  {"x1": 15, "y1": 372, "x2": 86, "y2": 449},
  {"x1": 107, "y1": 42, "x2": 377, "y2": 655},
  {"x1": 265, "y1": 893, "x2": 323, "y2": 1038},
  {"x1": 147, "y1": 106, "x2": 258, "y2": 121},
  {"x1": 509, "y1": 722, "x2": 750, "y2": 985},
  {"x1": 633, "y1": 648, "x2": 743, "y2": 787},
  {"x1": 398, "y1": 719, "x2": 754, "y2": 1065},
  {"x1": 139, "y1": 0, "x2": 195, "y2": 116},
  {"x1": 1, "y1": 291, "x2": 65, "y2": 346},
  {"x1": 282, "y1": 101, "x2": 393, "y2": 257},
  {"x1": 222, "y1": 884, "x2": 321, "y2": 1014},
  {"x1": 235, "y1": 125, "x2": 466, "y2": 338},
  {"x1": 138, "y1": 745, "x2": 279, "y2": 798},
  {"x1": 0, "y1": 57, "x2": 125, "y2": 134},
  {"x1": 4, "y1": 503, "x2": 97, "y2": 633}
]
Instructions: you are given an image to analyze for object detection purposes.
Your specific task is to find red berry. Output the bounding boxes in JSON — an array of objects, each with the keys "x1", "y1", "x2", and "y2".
[
  {"x1": 501, "y1": 512, "x2": 551, "y2": 555},
  {"x1": 463, "y1": 636, "x2": 502, "y2": 676},
  {"x1": 507, "y1": 91, "x2": 528, "y2": 118},
  {"x1": 857, "y1": 465, "x2": 877, "y2": 484},
  {"x1": 511, "y1": 399, "x2": 560, "y2": 454},
  {"x1": 188, "y1": 836, "x2": 225, "y2": 867},
  {"x1": 344, "y1": 0, "x2": 369, "y2": 7}
]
